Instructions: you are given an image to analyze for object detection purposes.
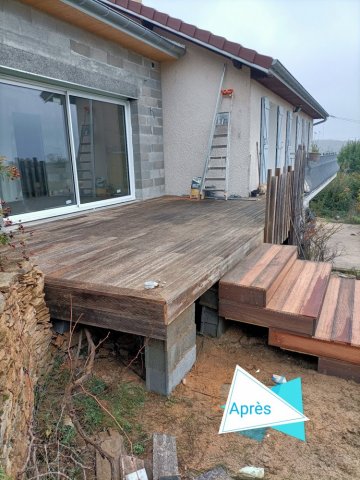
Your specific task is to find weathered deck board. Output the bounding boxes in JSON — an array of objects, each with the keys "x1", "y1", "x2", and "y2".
[{"x1": 29, "y1": 196, "x2": 265, "y2": 334}]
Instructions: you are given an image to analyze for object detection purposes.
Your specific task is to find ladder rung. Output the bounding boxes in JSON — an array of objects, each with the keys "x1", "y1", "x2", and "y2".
[
  {"x1": 208, "y1": 166, "x2": 226, "y2": 169},
  {"x1": 209, "y1": 156, "x2": 226, "y2": 160},
  {"x1": 205, "y1": 177, "x2": 226, "y2": 181},
  {"x1": 205, "y1": 188, "x2": 226, "y2": 192},
  {"x1": 213, "y1": 134, "x2": 228, "y2": 138},
  {"x1": 211, "y1": 144, "x2": 227, "y2": 149}
]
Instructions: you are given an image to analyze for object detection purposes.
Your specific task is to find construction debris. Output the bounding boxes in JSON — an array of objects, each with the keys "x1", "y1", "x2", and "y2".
[
  {"x1": 271, "y1": 374, "x2": 287, "y2": 384},
  {"x1": 238, "y1": 466, "x2": 265, "y2": 479},
  {"x1": 153, "y1": 433, "x2": 179, "y2": 480},
  {"x1": 126, "y1": 468, "x2": 148, "y2": 480}
]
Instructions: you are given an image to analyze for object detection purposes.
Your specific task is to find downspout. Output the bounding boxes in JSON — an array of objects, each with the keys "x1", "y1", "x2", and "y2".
[{"x1": 60, "y1": 0, "x2": 185, "y2": 58}]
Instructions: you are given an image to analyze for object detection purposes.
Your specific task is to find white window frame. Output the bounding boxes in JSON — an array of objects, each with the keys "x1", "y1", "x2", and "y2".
[{"x1": 0, "y1": 75, "x2": 135, "y2": 224}]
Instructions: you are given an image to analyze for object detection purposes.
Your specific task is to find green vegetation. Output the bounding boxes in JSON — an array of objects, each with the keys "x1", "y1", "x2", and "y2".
[
  {"x1": 0, "y1": 467, "x2": 12, "y2": 480},
  {"x1": 310, "y1": 140, "x2": 360, "y2": 223},
  {"x1": 34, "y1": 356, "x2": 148, "y2": 453}
]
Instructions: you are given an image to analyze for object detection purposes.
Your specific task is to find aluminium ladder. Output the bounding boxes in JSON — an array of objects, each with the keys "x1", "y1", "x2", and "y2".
[
  {"x1": 200, "y1": 65, "x2": 233, "y2": 200},
  {"x1": 76, "y1": 104, "x2": 96, "y2": 197}
]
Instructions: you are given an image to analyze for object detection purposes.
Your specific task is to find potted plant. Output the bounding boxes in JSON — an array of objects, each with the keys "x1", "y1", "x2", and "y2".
[{"x1": 308, "y1": 143, "x2": 321, "y2": 161}]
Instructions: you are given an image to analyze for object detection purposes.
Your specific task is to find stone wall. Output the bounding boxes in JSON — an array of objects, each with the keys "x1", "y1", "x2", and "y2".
[{"x1": 0, "y1": 262, "x2": 52, "y2": 477}]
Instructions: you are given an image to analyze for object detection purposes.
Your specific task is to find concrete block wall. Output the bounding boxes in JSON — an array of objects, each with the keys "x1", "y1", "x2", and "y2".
[
  {"x1": 145, "y1": 304, "x2": 196, "y2": 395},
  {"x1": 0, "y1": 0, "x2": 165, "y2": 199}
]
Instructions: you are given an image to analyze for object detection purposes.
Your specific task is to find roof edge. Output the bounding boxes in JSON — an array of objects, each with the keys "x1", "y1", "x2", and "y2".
[
  {"x1": 61, "y1": 0, "x2": 186, "y2": 58},
  {"x1": 270, "y1": 60, "x2": 328, "y2": 119},
  {"x1": 100, "y1": 0, "x2": 271, "y2": 73}
]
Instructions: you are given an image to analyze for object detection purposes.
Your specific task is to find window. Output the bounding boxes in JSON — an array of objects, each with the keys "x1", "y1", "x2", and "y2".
[{"x1": 0, "y1": 79, "x2": 134, "y2": 222}]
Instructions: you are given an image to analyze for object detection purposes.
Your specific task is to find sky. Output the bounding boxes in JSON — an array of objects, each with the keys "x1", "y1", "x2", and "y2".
[{"x1": 145, "y1": 0, "x2": 360, "y2": 142}]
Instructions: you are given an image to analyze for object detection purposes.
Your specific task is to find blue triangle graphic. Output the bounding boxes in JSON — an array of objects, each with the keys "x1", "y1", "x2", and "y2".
[{"x1": 271, "y1": 378, "x2": 306, "y2": 441}]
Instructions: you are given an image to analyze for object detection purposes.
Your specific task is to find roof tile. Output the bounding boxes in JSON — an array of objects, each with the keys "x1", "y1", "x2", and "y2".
[
  {"x1": 194, "y1": 29, "x2": 211, "y2": 43},
  {"x1": 223, "y1": 40, "x2": 242, "y2": 56},
  {"x1": 238, "y1": 47, "x2": 257, "y2": 63},
  {"x1": 166, "y1": 17, "x2": 182, "y2": 31},
  {"x1": 253, "y1": 53, "x2": 273, "y2": 69},
  {"x1": 208, "y1": 34, "x2": 226, "y2": 50},
  {"x1": 179, "y1": 23, "x2": 197, "y2": 36},
  {"x1": 130, "y1": 1, "x2": 141, "y2": 13},
  {"x1": 115, "y1": 0, "x2": 130, "y2": 8},
  {"x1": 153, "y1": 11, "x2": 169, "y2": 24},
  {"x1": 140, "y1": 6, "x2": 156, "y2": 19}
]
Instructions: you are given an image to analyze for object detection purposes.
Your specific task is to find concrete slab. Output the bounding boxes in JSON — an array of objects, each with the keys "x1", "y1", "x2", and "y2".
[{"x1": 325, "y1": 223, "x2": 360, "y2": 271}]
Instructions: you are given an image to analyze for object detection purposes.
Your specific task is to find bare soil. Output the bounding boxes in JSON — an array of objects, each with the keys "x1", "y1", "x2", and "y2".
[{"x1": 94, "y1": 323, "x2": 360, "y2": 480}]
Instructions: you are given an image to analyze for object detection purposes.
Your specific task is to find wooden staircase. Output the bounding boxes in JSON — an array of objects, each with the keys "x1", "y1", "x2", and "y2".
[{"x1": 219, "y1": 243, "x2": 360, "y2": 382}]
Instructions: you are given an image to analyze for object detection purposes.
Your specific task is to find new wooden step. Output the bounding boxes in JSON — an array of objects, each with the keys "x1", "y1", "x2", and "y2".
[
  {"x1": 220, "y1": 259, "x2": 332, "y2": 336},
  {"x1": 315, "y1": 277, "x2": 360, "y2": 346},
  {"x1": 267, "y1": 260, "x2": 332, "y2": 319},
  {"x1": 219, "y1": 243, "x2": 298, "y2": 307}
]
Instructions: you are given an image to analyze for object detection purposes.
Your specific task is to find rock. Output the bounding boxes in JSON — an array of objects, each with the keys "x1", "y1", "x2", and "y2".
[
  {"x1": 96, "y1": 429, "x2": 125, "y2": 480},
  {"x1": 238, "y1": 466, "x2": 265, "y2": 479},
  {"x1": 195, "y1": 466, "x2": 232, "y2": 480},
  {"x1": 0, "y1": 264, "x2": 51, "y2": 477}
]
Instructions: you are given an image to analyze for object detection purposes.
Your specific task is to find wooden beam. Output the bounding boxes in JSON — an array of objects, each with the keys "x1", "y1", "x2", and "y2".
[
  {"x1": 220, "y1": 300, "x2": 315, "y2": 335},
  {"x1": 318, "y1": 357, "x2": 360, "y2": 383},
  {"x1": 20, "y1": 0, "x2": 177, "y2": 61},
  {"x1": 269, "y1": 329, "x2": 360, "y2": 365}
]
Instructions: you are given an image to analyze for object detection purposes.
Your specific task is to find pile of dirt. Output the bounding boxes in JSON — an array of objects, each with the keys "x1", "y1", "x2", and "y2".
[{"x1": 94, "y1": 323, "x2": 360, "y2": 480}]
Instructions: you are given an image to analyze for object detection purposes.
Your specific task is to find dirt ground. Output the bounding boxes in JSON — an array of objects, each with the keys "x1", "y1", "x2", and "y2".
[{"x1": 94, "y1": 323, "x2": 360, "y2": 480}]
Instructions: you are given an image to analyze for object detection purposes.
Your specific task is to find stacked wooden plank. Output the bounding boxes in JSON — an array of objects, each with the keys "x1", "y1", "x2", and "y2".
[
  {"x1": 219, "y1": 243, "x2": 360, "y2": 381},
  {"x1": 264, "y1": 146, "x2": 306, "y2": 245}
]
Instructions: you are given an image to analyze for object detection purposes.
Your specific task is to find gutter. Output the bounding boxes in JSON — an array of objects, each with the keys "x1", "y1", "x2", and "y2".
[
  {"x1": 270, "y1": 60, "x2": 328, "y2": 120},
  {"x1": 60, "y1": 0, "x2": 186, "y2": 59},
  {"x1": 313, "y1": 118, "x2": 327, "y2": 126}
]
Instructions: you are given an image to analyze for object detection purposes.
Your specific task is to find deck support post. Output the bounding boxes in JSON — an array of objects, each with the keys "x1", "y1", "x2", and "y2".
[
  {"x1": 145, "y1": 304, "x2": 196, "y2": 395},
  {"x1": 200, "y1": 306, "x2": 226, "y2": 338}
]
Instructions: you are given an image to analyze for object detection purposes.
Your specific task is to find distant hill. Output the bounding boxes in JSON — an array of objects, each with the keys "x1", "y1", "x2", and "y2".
[{"x1": 315, "y1": 139, "x2": 346, "y2": 154}]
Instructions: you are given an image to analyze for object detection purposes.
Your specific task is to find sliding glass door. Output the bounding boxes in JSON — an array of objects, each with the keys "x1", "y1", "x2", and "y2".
[
  {"x1": 0, "y1": 82, "x2": 75, "y2": 216},
  {"x1": 0, "y1": 78, "x2": 134, "y2": 222},
  {"x1": 69, "y1": 96, "x2": 130, "y2": 203}
]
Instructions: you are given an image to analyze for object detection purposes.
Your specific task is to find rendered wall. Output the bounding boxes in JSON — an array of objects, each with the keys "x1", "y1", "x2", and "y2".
[
  {"x1": 160, "y1": 37, "x2": 253, "y2": 197},
  {"x1": 0, "y1": 0, "x2": 165, "y2": 199}
]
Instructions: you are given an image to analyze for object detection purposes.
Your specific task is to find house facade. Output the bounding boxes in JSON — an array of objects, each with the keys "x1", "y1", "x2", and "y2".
[{"x1": 0, "y1": 0, "x2": 328, "y2": 223}]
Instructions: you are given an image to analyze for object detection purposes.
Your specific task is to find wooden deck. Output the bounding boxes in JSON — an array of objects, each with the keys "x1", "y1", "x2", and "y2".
[{"x1": 29, "y1": 196, "x2": 265, "y2": 339}]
